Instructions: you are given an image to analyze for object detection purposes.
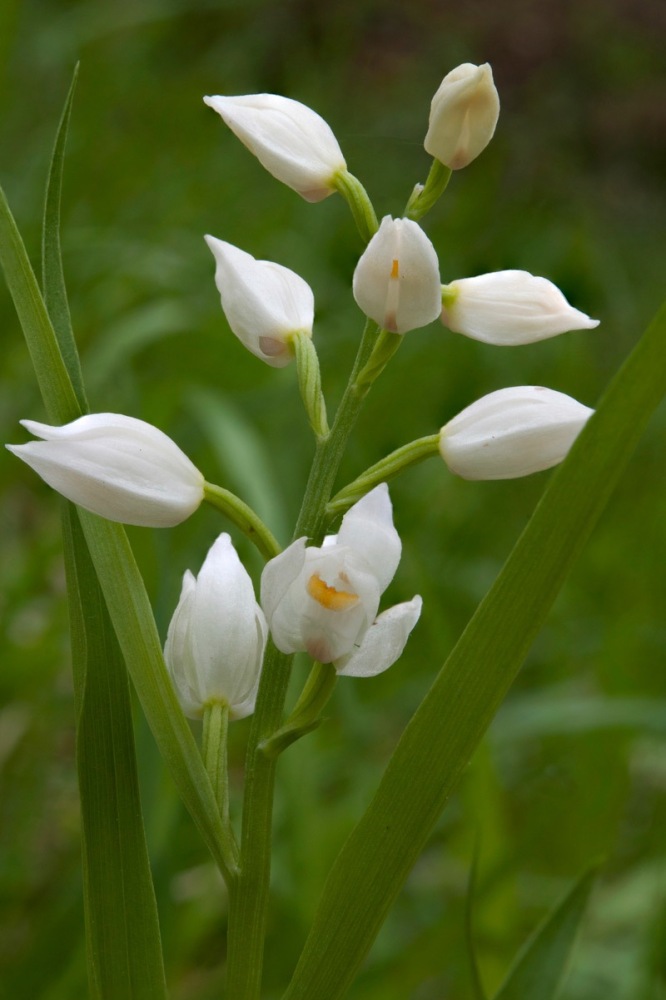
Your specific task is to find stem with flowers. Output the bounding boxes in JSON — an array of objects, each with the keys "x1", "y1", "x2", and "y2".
[{"x1": 2, "y1": 57, "x2": 666, "y2": 1000}]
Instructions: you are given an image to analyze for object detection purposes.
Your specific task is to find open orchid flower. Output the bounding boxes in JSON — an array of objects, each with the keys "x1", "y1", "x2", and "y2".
[
  {"x1": 164, "y1": 533, "x2": 268, "y2": 720},
  {"x1": 261, "y1": 484, "x2": 422, "y2": 676}
]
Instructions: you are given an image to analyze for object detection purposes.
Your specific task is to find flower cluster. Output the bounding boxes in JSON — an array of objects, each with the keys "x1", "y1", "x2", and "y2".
[{"x1": 7, "y1": 62, "x2": 600, "y2": 722}]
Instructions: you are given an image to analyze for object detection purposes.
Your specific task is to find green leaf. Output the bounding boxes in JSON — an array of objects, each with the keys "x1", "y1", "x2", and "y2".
[
  {"x1": 493, "y1": 867, "x2": 597, "y2": 1000},
  {"x1": 281, "y1": 301, "x2": 666, "y2": 1000},
  {"x1": 39, "y1": 67, "x2": 167, "y2": 996},
  {"x1": 1, "y1": 160, "x2": 236, "y2": 881},
  {"x1": 41, "y1": 61, "x2": 87, "y2": 411},
  {"x1": 63, "y1": 506, "x2": 168, "y2": 999}
]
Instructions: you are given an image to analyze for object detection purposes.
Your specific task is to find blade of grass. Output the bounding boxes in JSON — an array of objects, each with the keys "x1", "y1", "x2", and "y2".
[{"x1": 282, "y1": 301, "x2": 666, "y2": 1000}]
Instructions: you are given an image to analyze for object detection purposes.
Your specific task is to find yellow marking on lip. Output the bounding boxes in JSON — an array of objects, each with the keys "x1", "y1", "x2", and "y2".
[
  {"x1": 390, "y1": 258, "x2": 400, "y2": 279},
  {"x1": 307, "y1": 573, "x2": 359, "y2": 611}
]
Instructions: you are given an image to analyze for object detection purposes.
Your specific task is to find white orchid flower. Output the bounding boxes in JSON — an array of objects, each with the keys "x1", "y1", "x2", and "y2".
[
  {"x1": 261, "y1": 484, "x2": 422, "y2": 676},
  {"x1": 164, "y1": 533, "x2": 267, "y2": 720},
  {"x1": 204, "y1": 93, "x2": 346, "y2": 202},
  {"x1": 205, "y1": 234, "x2": 314, "y2": 368},
  {"x1": 424, "y1": 62, "x2": 500, "y2": 170},
  {"x1": 439, "y1": 386, "x2": 593, "y2": 480},
  {"x1": 6, "y1": 413, "x2": 204, "y2": 527},
  {"x1": 441, "y1": 270, "x2": 600, "y2": 345},
  {"x1": 352, "y1": 217, "x2": 442, "y2": 334}
]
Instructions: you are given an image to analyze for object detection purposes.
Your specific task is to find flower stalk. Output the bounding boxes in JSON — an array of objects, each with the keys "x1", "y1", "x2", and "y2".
[{"x1": 203, "y1": 482, "x2": 281, "y2": 560}]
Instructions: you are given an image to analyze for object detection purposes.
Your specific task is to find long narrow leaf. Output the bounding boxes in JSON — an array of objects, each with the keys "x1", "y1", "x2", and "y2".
[
  {"x1": 41, "y1": 61, "x2": 87, "y2": 410},
  {"x1": 41, "y1": 69, "x2": 167, "y2": 996},
  {"x1": 493, "y1": 867, "x2": 597, "y2": 1000},
  {"x1": 0, "y1": 179, "x2": 235, "y2": 880},
  {"x1": 63, "y1": 507, "x2": 168, "y2": 999},
  {"x1": 282, "y1": 301, "x2": 666, "y2": 1000}
]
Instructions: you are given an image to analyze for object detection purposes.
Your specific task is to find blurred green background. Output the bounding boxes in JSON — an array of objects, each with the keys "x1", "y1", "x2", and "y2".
[{"x1": 1, "y1": 1, "x2": 665, "y2": 997}]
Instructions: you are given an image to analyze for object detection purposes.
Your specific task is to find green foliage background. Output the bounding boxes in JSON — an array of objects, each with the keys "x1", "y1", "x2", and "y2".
[{"x1": 1, "y1": 1, "x2": 665, "y2": 997}]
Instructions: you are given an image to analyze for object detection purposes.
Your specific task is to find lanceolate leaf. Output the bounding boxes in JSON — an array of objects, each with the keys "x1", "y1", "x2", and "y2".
[
  {"x1": 0, "y1": 161, "x2": 235, "y2": 881},
  {"x1": 41, "y1": 68, "x2": 167, "y2": 996},
  {"x1": 282, "y1": 301, "x2": 666, "y2": 1000},
  {"x1": 493, "y1": 867, "x2": 597, "y2": 1000},
  {"x1": 63, "y1": 507, "x2": 168, "y2": 999}
]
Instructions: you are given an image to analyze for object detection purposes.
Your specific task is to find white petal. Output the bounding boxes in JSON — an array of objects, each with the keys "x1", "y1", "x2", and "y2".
[
  {"x1": 261, "y1": 537, "x2": 307, "y2": 628},
  {"x1": 440, "y1": 386, "x2": 593, "y2": 480},
  {"x1": 442, "y1": 270, "x2": 600, "y2": 345},
  {"x1": 352, "y1": 216, "x2": 441, "y2": 334},
  {"x1": 336, "y1": 596, "x2": 423, "y2": 677},
  {"x1": 164, "y1": 571, "x2": 202, "y2": 719},
  {"x1": 337, "y1": 483, "x2": 401, "y2": 593},
  {"x1": 205, "y1": 235, "x2": 314, "y2": 367},
  {"x1": 7, "y1": 413, "x2": 204, "y2": 527},
  {"x1": 204, "y1": 93, "x2": 346, "y2": 202}
]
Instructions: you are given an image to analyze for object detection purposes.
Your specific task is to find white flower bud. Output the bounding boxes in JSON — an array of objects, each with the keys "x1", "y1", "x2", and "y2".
[
  {"x1": 204, "y1": 93, "x2": 346, "y2": 202},
  {"x1": 352, "y1": 216, "x2": 441, "y2": 334},
  {"x1": 424, "y1": 63, "x2": 500, "y2": 170},
  {"x1": 6, "y1": 414, "x2": 204, "y2": 526},
  {"x1": 205, "y1": 235, "x2": 314, "y2": 368},
  {"x1": 261, "y1": 484, "x2": 421, "y2": 675},
  {"x1": 439, "y1": 386, "x2": 593, "y2": 480},
  {"x1": 164, "y1": 533, "x2": 267, "y2": 719},
  {"x1": 442, "y1": 270, "x2": 600, "y2": 345}
]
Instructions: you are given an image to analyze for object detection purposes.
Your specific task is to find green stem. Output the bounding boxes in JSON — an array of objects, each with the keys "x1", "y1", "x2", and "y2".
[
  {"x1": 327, "y1": 434, "x2": 441, "y2": 519},
  {"x1": 203, "y1": 482, "x2": 281, "y2": 561},
  {"x1": 333, "y1": 169, "x2": 379, "y2": 244},
  {"x1": 260, "y1": 662, "x2": 338, "y2": 757},
  {"x1": 226, "y1": 316, "x2": 388, "y2": 998},
  {"x1": 291, "y1": 330, "x2": 329, "y2": 440},
  {"x1": 405, "y1": 159, "x2": 452, "y2": 221}
]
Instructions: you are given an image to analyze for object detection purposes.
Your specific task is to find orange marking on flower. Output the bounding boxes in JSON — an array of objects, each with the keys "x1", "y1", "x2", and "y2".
[
  {"x1": 390, "y1": 258, "x2": 400, "y2": 279},
  {"x1": 307, "y1": 573, "x2": 359, "y2": 611}
]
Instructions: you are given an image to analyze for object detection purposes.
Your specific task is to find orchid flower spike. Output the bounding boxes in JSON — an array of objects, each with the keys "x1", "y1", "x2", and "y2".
[
  {"x1": 164, "y1": 533, "x2": 268, "y2": 720},
  {"x1": 205, "y1": 235, "x2": 315, "y2": 367},
  {"x1": 439, "y1": 386, "x2": 593, "y2": 480},
  {"x1": 352, "y1": 216, "x2": 442, "y2": 334},
  {"x1": 425, "y1": 62, "x2": 500, "y2": 170},
  {"x1": 6, "y1": 413, "x2": 204, "y2": 526},
  {"x1": 204, "y1": 93, "x2": 346, "y2": 202},
  {"x1": 261, "y1": 484, "x2": 422, "y2": 676},
  {"x1": 441, "y1": 270, "x2": 600, "y2": 345}
]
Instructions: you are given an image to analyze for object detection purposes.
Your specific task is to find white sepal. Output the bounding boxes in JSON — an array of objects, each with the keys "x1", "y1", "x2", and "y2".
[
  {"x1": 164, "y1": 533, "x2": 267, "y2": 720},
  {"x1": 261, "y1": 484, "x2": 420, "y2": 674},
  {"x1": 336, "y1": 596, "x2": 423, "y2": 677},
  {"x1": 352, "y1": 216, "x2": 441, "y2": 334},
  {"x1": 205, "y1": 235, "x2": 314, "y2": 367},
  {"x1": 204, "y1": 93, "x2": 346, "y2": 202},
  {"x1": 439, "y1": 386, "x2": 593, "y2": 480},
  {"x1": 442, "y1": 270, "x2": 600, "y2": 345},
  {"x1": 424, "y1": 62, "x2": 500, "y2": 170},
  {"x1": 6, "y1": 413, "x2": 204, "y2": 527}
]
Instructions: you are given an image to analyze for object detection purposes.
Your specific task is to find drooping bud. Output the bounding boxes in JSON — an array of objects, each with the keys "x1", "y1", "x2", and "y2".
[
  {"x1": 439, "y1": 386, "x2": 593, "y2": 480},
  {"x1": 204, "y1": 93, "x2": 346, "y2": 202},
  {"x1": 424, "y1": 63, "x2": 500, "y2": 170},
  {"x1": 441, "y1": 270, "x2": 600, "y2": 345},
  {"x1": 164, "y1": 533, "x2": 267, "y2": 719},
  {"x1": 6, "y1": 413, "x2": 204, "y2": 526},
  {"x1": 352, "y1": 216, "x2": 441, "y2": 334},
  {"x1": 205, "y1": 235, "x2": 314, "y2": 367}
]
